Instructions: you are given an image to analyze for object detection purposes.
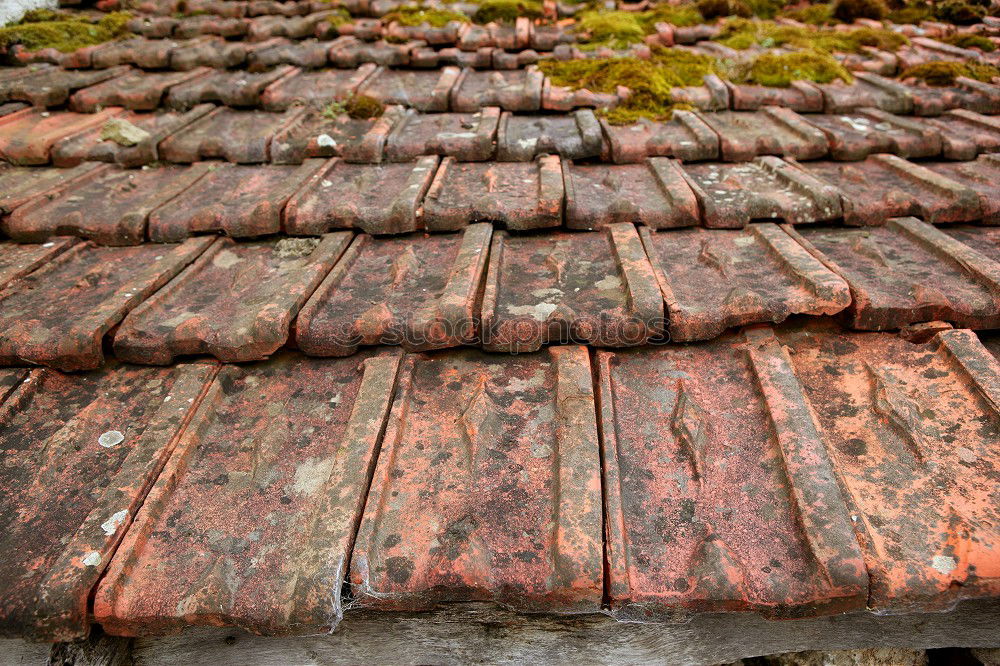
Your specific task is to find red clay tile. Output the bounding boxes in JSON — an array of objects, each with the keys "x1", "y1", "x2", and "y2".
[
  {"x1": 296, "y1": 224, "x2": 490, "y2": 355},
  {"x1": 69, "y1": 68, "x2": 212, "y2": 113},
  {"x1": 126, "y1": 15, "x2": 180, "y2": 38},
  {"x1": 51, "y1": 105, "x2": 216, "y2": 169},
  {"x1": 385, "y1": 19, "x2": 463, "y2": 45},
  {"x1": 410, "y1": 45, "x2": 494, "y2": 69},
  {"x1": 89, "y1": 37, "x2": 194, "y2": 70},
  {"x1": 599, "y1": 111, "x2": 719, "y2": 164},
  {"x1": 0, "y1": 238, "x2": 211, "y2": 370},
  {"x1": 726, "y1": 80, "x2": 824, "y2": 112},
  {"x1": 496, "y1": 110, "x2": 602, "y2": 161},
  {"x1": 0, "y1": 238, "x2": 78, "y2": 290},
  {"x1": 114, "y1": 234, "x2": 349, "y2": 364},
  {"x1": 450, "y1": 67, "x2": 543, "y2": 112},
  {"x1": 165, "y1": 65, "x2": 298, "y2": 109},
  {"x1": 94, "y1": 349, "x2": 402, "y2": 635},
  {"x1": 819, "y1": 73, "x2": 913, "y2": 114},
  {"x1": 790, "y1": 217, "x2": 1000, "y2": 330},
  {"x1": 0, "y1": 360, "x2": 218, "y2": 640},
  {"x1": 422, "y1": 155, "x2": 563, "y2": 231},
  {"x1": 5, "y1": 164, "x2": 210, "y2": 246},
  {"x1": 147, "y1": 160, "x2": 325, "y2": 241},
  {"x1": 0, "y1": 163, "x2": 101, "y2": 217},
  {"x1": 921, "y1": 109, "x2": 1000, "y2": 160},
  {"x1": 355, "y1": 66, "x2": 461, "y2": 112},
  {"x1": 328, "y1": 37, "x2": 421, "y2": 68},
  {"x1": 0, "y1": 107, "x2": 120, "y2": 166},
  {"x1": 170, "y1": 35, "x2": 264, "y2": 70},
  {"x1": 699, "y1": 108, "x2": 829, "y2": 162},
  {"x1": 923, "y1": 156, "x2": 1000, "y2": 225},
  {"x1": 176, "y1": 14, "x2": 251, "y2": 39},
  {"x1": 159, "y1": 107, "x2": 306, "y2": 163},
  {"x1": 599, "y1": 327, "x2": 868, "y2": 619},
  {"x1": 905, "y1": 77, "x2": 1000, "y2": 116},
  {"x1": 350, "y1": 345, "x2": 603, "y2": 612},
  {"x1": 683, "y1": 157, "x2": 842, "y2": 228},
  {"x1": 248, "y1": 0, "x2": 310, "y2": 15},
  {"x1": 271, "y1": 106, "x2": 401, "y2": 164},
  {"x1": 0, "y1": 102, "x2": 28, "y2": 117},
  {"x1": 0, "y1": 65, "x2": 129, "y2": 108},
  {"x1": 943, "y1": 225, "x2": 1000, "y2": 263},
  {"x1": 247, "y1": 12, "x2": 333, "y2": 40},
  {"x1": 285, "y1": 155, "x2": 437, "y2": 234},
  {"x1": 640, "y1": 224, "x2": 850, "y2": 341},
  {"x1": 782, "y1": 322, "x2": 1000, "y2": 611},
  {"x1": 386, "y1": 108, "x2": 499, "y2": 162},
  {"x1": 260, "y1": 65, "x2": 376, "y2": 111},
  {"x1": 247, "y1": 38, "x2": 333, "y2": 70},
  {"x1": 541, "y1": 77, "x2": 621, "y2": 112},
  {"x1": 801, "y1": 108, "x2": 942, "y2": 161},
  {"x1": 796, "y1": 155, "x2": 981, "y2": 226},
  {"x1": 563, "y1": 158, "x2": 699, "y2": 230},
  {"x1": 481, "y1": 224, "x2": 661, "y2": 352}
]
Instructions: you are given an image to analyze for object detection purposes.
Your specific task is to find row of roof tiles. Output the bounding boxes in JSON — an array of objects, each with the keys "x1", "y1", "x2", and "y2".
[
  {"x1": 3, "y1": 63, "x2": 1000, "y2": 116},
  {"x1": 4, "y1": 104, "x2": 1000, "y2": 168},
  {"x1": 1, "y1": 152, "x2": 998, "y2": 244},
  {"x1": 1, "y1": 320, "x2": 998, "y2": 641},
  {"x1": 4, "y1": 217, "x2": 1000, "y2": 370}
]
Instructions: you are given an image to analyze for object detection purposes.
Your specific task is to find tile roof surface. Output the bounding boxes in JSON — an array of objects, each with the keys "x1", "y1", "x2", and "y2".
[{"x1": 0, "y1": 0, "x2": 1000, "y2": 648}]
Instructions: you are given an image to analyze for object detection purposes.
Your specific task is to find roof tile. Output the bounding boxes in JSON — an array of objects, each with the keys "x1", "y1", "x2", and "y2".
[
  {"x1": 423, "y1": 155, "x2": 563, "y2": 231},
  {"x1": 599, "y1": 326, "x2": 868, "y2": 619},
  {"x1": 0, "y1": 65, "x2": 130, "y2": 108},
  {"x1": 819, "y1": 73, "x2": 912, "y2": 115},
  {"x1": 921, "y1": 109, "x2": 1000, "y2": 161},
  {"x1": 0, "y1": 107, "x2": 120, "y2": 166},
  {"x1": 0, "y1": 163, "x2": 101, "y2": 216},
  {"x1": 248, "y1": 38, "x2": 333, "y2": 70},
  {"x1": 328, "y1": 37, "x2": 421, "y2": 68},
  {"x1": 0, "y1": 360, "x2": 218, "y2": 640},
  {"x1": 801, "y1": 108, "x2": 942, "y2": 161},
  {"x1": 0, "y1": 237, "x2": 211, "y2": 370},
  {"x1": 385, "y1": 108, "x2": 499, "y2": 162},
  {"x1": 159, "y1": 106, "x2": 306, "y2": 163},
  {"x1": 451, "y1": 67, "x2": 543, "y2": 112},
  {"x1": 944, "y1": 225, "x2": 1000, "y2": 264},
  {"x1": 271, "y1": 106, "x2": 400, "y2": 164},
  {"x1": 296, "y1": 224, "x2": 491, "y2": 355},
  {"x1": 640, "y1": 224, "x2": 850, "y2": 341},
  {"x1": 496, "y1": 110, "x2": 602, "y2": 161},
  {"x1": 69, "y1": 68, "x2": 212, "y2": 113},
  {"x1": 923, "y1": 155, "x2": 1000, "y2": 225},
  {"x1": 907, "y1": 77, "x2": 1000, "y2": 116},
  {"x1": 726, "y1": 80, "x2": 824, "y2": 112},
  {"x1": 599, "y1": 111, "x2": 719, "y2": 164},
  {"x1": 790, "y1": 217, "x2": 1000, "y2": 330},
  {"x1": 355, "y1": 66, "x2": 461, "y2": 112},
  {"x1": 259, "y1": 65, "x2": 375, "y2": 111},
  {"x1": 165, "y1": 65, "x2": 297, "y2": 109},
  {"x1": 0, "y1": 238, "x2": 78, "y2": 290},
  {"x1": 284, "y1": 155, "x2": 438, "y2": 234},
  {"x1": 93, "y1": 350, "x2": 402, "y2": 635},
  {"x1": 699, "y1": 108, "x2": 828, "y2": 162},
  {"x1": 350, "y1": 345, "x2": 603, "y2": 612}
]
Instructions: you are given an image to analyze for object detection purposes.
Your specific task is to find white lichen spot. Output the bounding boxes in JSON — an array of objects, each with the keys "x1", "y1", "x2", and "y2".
[
  {"x1": 292, "y1": 457, "x2": 335, "y2": 496},
  {"x1": 98, "y1": 430, "x2": 124, "y2": 448},
  {"x1": 316, "y1": 134, "x2": 337, "y2": 148},
  {"x1": 82, "y1": 551, "x2": 102, "y2": 567},
  {"x1": 212, "y1": 249, "x2": 244, "y2": 269},
  {"x1": 931, "y1": 555, "x2": 957, "y2": 575},
  {"x1": 101, "y1": 509, "x2": 129, "y2": 536}
]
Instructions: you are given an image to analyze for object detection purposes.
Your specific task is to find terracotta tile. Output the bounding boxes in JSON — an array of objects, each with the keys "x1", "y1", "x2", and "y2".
[
  {"x1": 5, "y1": 164, "x2": 210, "y2": 246},
  {"x1": 0, "y1": 360, "x2": 218, "y2": 640},
  {"x1": 599, "y1": 327, "x2": 867, "y2": 619},
  {"x1": 271, "y1": 106, "x2": 401, "y2": 164},
  {"x1": 797, "y1": 155, "x2": 981, "y2": 226},
  {"x1": 247, "y1": 12, "x2": 333, "y2": 40},
  {"x1": 923, "y1": 156, "x2": 1000, "y2": 225},
  {"x1": 285, "y1": 155, "x2": 437, "y2": 235},
  {"x1": 496, "y1": 110, "x2": 601, "y2": 161},
  {"x1": 248, "y1": 0, "x2": 310, "y2": 16},
  {"x1": 481, "y1": 224, "x2": 661, "y2": 352},
  {"x1": 782, "y1": 322, "x2": 1000, "y2": 611},
  {"x1": 411, "y1": 45, "x2": 494, "y2": 69},
  {"x1": 943, "y1": 225, "x2": 1000, "y2": 263},
  {"x1": 563, "y1": 158, "x2": 699, "y2": 230},
  {"x1": 921, "y1": 109, "x2": 1000, "y2": 160},
  {"x1": 114, "y1": 234, "x2": 349, "y2": 364},
  {"x1": 260, "y1": 65, "x2": 376, "y2": 111},
  {"x1": 384, "y1": 19, "x2": 463, "y2": 45},
  {"x1": 640, "y1": 224, "x2": 850, "y2": 341},
  {"x1": 328, "y1": 37, "x2": 421, "y2": 68},
  {"x1": 683, "y1": 157, "x2": 842, "y2": 228},
  {"x1": 541, "y1": 77, "x2": 621, "y2": 112},
  {"x1": 801, "y1": 108, "x2": 942, "y2": 161},
  {"x1": 247, "y1": 38, "x2": 333, "y2": 70},
  {"x1": 819, "y1": 72, "x2": 913, "y2": 114},
  {"x1": 89, "y1": 37, "x2": 187, "y2": 70},
  {"x1": 355, "y1": 66, "x2": 462, "y2": 112},
  {"x1": 790, "y1": 217, "x2": 1000, "y2": 330},
  {"x1": 170, "y1": 35, "x2": 262, "y2": 70},
  {"x1": 599, "y1": 111, "x2": 719, "y2": 164},
  {"x1": 423, "y1": 156, "x2": 563, "y2": 231},
  {"x1": 176, "y1": 14, "x2": 250, "y2": 39},
  {"x1": 159, "y1": 107, "x2": 306, "y2": 163},
  {"x1": 450, "y1": 67, "x2": 543, "y2": 112},
  {"x1": 699, "y1": 108, "x2": 829, "y2": 162},
  {"x1": 726, "y1": 80, "x2": 824, "y2": 112},
  {"x1": 51, "y1": 105, "x2": 216, "y2": 169},
  {"x1": 68, "y1": 68, "x2": 212, "y2": 113},
  {"x1": 148, "y1": 160, "x2": 324, "y2": 241},
  {"x1": 386, "y1": 108, "x2": 499, "y2": 162},
  {"x1": 0, "y1": 238, "x2": 78, "y2": 290},
  {"x1": 94, "y1": 350, "x2": 402, "y2": 636},
  {"x1": 166, "y1": 65, "x2": 298, "y2": 109},
  {"x1": 0, "y1": 65, "x2": 129, "y2": 108},
  {"x1": 906, "y1": 77, "x2": 1000, "y2": 116},
  {"x1": 0, "y1": 163, "x2": 101, "y2": 217},
  {"x1": 296, "y1": 224, "x2": 491, "y2": 355},
  {"x1": 0, "y1": 102, "x2": 28, "y2": 117},
  {"x1": 0, "y1": 108, "x2": 119, "y2": 166},
  {"x1": 0, "y1": 238, "x2": 211, "y2": 370},
  {"x1": 126, "y1": 15, "x2": 179, "y2": 38},
  {"x1": 350, "y1": 345, "x2": 603, "y2": 612}
]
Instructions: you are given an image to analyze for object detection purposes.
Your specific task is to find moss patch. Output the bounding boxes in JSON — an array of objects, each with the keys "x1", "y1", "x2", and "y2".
[
  {"x1": 780, "y1": 3, "x2": 836, "y2": 24},
  {"x1": 934, "y1": 0, "x2": 987, "y2": 25},
  {"x1": 831, "y1": 0, "x2": 888, "y2": 22},
  {"x1": 744, "y1": 50, "x2": 853, "y2": 86},
  {"x1": 943, "y1": 33, "x2": 996, "y2": 51},
  {"x1": 715, "y1": 18, "x2": 907, "y2": 52},
  {"x1": 900, "y1": 60, "x2": 1000, "y2": 85},
  {"x1": 697, "y1": 0, "x2": 752, "y2": 19},
  {"x1": 888, "y1": 1, "x2": 933, "y2": 23},
  {"x1": 382, "y1": 5, "x2": 470, "y2": 26},
  {"x1": 321, "y1": 94, "x2": 385, "y2": 119},
  {"x1": 325, "y1": 8, "x2": 352, "y2": 27},
  {"x1": 472, "y1": 0, "x2": 543, "y2": 24},
  {"x1": 0, "y1": 11, "x2": 132, "y2": 53},
  {"x1": 574, "y1": 5, "x2": 706, "y2": 49}
]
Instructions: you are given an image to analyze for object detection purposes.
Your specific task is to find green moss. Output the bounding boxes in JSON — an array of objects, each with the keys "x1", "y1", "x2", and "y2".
[
  {"x1": 325, "y1": 8, "x2": 352, "y2": 27},
  {"x1": 697, "y1": 0, "x2": 752, "y2": 19},
  {"x1": 715, "y1": 18, "x2": 907, "y2": 52},
  {"x1": 934, "y1": 0, "x2": 986, "y2": 25},
  {"x1": 641, "y1": 3, "x2": 705, "y2": 27},
  {"x1": 0, "y1": 11, "x2": 132, "y2": 53},
  {"x1": 900, "y1": 60, "x2": 1000, "y2": 85},
  {"x1": 382, "y1": 5, "x2": 470, "y2": 26},
  {"x1": 831, "y1": 0, "x2": 888, "y2": 22},
  {"x1": 780, "y1": 3, "x2": 836, "y2": 24},
  {"x1": 574, "y1": 5, "x2": 707, "y2": 49},
  {"x1": 888, "y1": 1, "x2": 933, "y2": 23},
  {"x1": 472, "y1": 0, "x2": 543, "y2": 24},
  {"x1": 744, "y1": 50, "x2": 853, "y2": 86},
  {"x1": 745, "y1": 0, "x2": 786, "y2": 18},
  {"x1": 344, "y1": 94, "x2": 385, "y2": 118},
  {"x1": 943, "y1": 33, "x2": 996, "y2": 51}
]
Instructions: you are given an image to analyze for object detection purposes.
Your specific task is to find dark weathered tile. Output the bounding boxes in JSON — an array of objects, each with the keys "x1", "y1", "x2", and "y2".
[
  {"x1": 0, "y1": 163, "x2": 101, "y2": 217},
  {"x1": 923, "y1": 156, "x2": 1000, "y2": 225},
  {"x1": 599, "y1": 111, "x2": 719, "y2": 164},
  {"x1": 260, "y1": 65, "x2": 375, "y2": 111},
  {"x1": 386, "y1": 108, "x2": 499, "y2": 162},
  {"x1": 0, "y1": 108, "x2": 119, "y2": 166},
  {"x1": 699, "y1": 108, "x2": 828, "y2": 162},
  {"x1": 159, "y1": 107, "x2": 306, "y2": 163},
  {"x1": 355, "y1": 66, "x2": 461, "y2": 112},
  {"x1": 801, "y1": 108, "x2": 942, "y2": 161},
  {"x1": 0, "y1": 65, "x2": 129, "y2": 108},
  {"x1": 271, "y1": 106, "x2": 401, "y2": 164},
  {"x1": 165, "y1": 65, "x2": 297, "y2": 109},
  {"x1": 0, "y1": 238, "x2": 78, "y2": 290},
  {"x1": 69, "y1": 68, "x2": 212, "y2": 113},
  {"x1": 451, "y1": 67, "x2": 543, "y2": 112},
  {"x1": 496, "y1": 110, "x2": 602, "y2": 161},
  {"x1": 921, "y1": 109, "x2": 1000, "y2": 161}
]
